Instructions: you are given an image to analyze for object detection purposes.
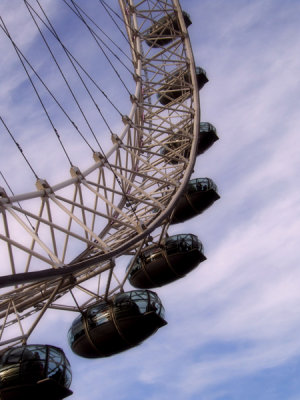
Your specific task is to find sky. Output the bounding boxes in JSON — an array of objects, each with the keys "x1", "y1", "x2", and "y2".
[{"x1": 1, "y1": 0, "x2": 300, "y2": 399}]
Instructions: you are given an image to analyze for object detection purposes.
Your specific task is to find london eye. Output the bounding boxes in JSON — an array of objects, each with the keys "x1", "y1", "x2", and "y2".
[{"x1": 0, "y1": 1, "x2": 219, "y2": 398}]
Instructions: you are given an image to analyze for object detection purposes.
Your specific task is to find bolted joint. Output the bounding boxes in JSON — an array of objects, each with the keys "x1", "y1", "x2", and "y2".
[
  {"x1": 146, "y1": 235, "x2": 153, "y2": 243},
  {"x1": 93, "y1": 151, "x2": 106, "y2": 163},
  {"x1": 127, "y1": 4, "x2": 135, "y2": 14},
  {"x1": 0, "y1": 187, "x2": 9, "y2": 202},
  {"x1": 64, "y1": 274, "x2": 77, "y2": 286},
  {"x1": 70, "y1": 166, "x2": 84, "y2": 180},
  {"x1": 36, "y1": 179, "x2": 53, "y2": 193},
  {"x1": 133, "y1": 73, "x2": 141, "y2": 82},
  {"x1": 111, "y1": 133, "x2": 122, "y2": 145},
  {"x1": 130, "y1": 94, "x2": 138, "y2": 104},
  {"x1": 122, "y1": 115, "x2": 132, "y2": 125},
  {"x1": 132, "y1": 28, "x2": 139, "y2": 37},
  {"x1": 139, "y1": 220, "x2": 147, "y2": 231}
]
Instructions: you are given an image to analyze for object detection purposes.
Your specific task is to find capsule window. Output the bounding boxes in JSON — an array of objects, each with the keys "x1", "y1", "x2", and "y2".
[
  {"x1": 5, "y1": 348, "x2": 24, "y2": 364},
  {"x1": 88, "y1": 303, "x2": 111, "y2": 327},
  {"x1": 187, "y1": 178, "x2": 216, "y2": 194},
  {"x1": 200, "y1": 122, "x2": 214, "y2": 132},
  {"x1": 148, "y1": 291, "x2": 165, "y2": 317},
  {"x1": 130, "y1": 291, "x2": 149, "y2": 313},
  {"x1": 68, "y1": 316, "x2": 84, "y2": 345}
]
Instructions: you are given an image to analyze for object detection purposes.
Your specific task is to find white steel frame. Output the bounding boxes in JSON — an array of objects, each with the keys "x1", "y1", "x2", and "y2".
[{"x1": 0, "y1": 0, "x2": 200, "y2": 349}]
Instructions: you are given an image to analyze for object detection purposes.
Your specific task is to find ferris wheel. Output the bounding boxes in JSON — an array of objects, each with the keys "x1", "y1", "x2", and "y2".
[{"x1": 0, "y1": 0, "x2": 219, "y2": 398}]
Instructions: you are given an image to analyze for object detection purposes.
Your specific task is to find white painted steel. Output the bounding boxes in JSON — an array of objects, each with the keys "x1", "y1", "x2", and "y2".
[{"x1": 0, "y1": 0, "x2": 200, "y2": 349}]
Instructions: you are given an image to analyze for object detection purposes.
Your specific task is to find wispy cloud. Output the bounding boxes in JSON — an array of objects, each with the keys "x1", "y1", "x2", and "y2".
[{"x1": 1, "y1": 0, "x2": 300, "y2": 399}]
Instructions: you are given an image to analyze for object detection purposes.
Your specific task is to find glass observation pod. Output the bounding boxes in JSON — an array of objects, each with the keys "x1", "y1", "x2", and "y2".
[
  {"x1": 160, "y1": 122, "x2": 219, "y2": 164},
  {"x1": 158, "y1": 66, "x2": 208, "y2": 106},
  {"x1": 171, "y1": 178, "x2": 220, "y2": 225},
  {"x1": 128, "y1": 234, "x2": 206, "y2": 289},
  {"x1": 197, "y1": 122, "x2": 219, "y2": 154},
  {"x1": 68, "y1": 290, "x2": 167, "y2": 359},
  {"x1": 145, "y1": 11, "x2": 192, "y2": 48},
  {"x1": 0, "y1": 345, "x2": 72, "y2": 400}
]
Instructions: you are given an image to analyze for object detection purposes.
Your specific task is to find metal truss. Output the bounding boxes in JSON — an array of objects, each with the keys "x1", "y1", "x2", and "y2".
[{"x1": 0, "y1": 0, "x2": 200, "y2": 349}]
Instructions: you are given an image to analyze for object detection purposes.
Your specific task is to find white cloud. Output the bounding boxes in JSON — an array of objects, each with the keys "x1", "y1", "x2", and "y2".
[{"x1": 1, "y1": 0, "x2": 300, "y2": 399}]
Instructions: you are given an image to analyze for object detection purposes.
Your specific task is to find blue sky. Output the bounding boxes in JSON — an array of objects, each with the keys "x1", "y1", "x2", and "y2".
[{"x1": 1, "y1": 0, "x2": 300, "y2": 399}]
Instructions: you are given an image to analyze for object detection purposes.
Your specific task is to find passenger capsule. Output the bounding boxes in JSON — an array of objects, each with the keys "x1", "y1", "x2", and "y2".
[
  {"x1": 68, "y1": 290, "x2": 167, "y2": 359},
  {"x1": 161, "y1": 122, "x2": 219, "y2": 164},
  {"x1": 197, "y1": 122, "x2": 219, "y2": 154},
  {"x1": 0, "y1": 345, "x2": 72, "y2": 400},
  {"x1": 158, "y1": 66, "x2": 208, "y2": 105},
  {"x1": 171, "y1": 178, "x2": 220, "y2": 224},
  {"x1": 128, "y1": 234, "x2": 206, "y2": 289},
  {"x1": 145, "y1": 11, "x2": 192, "y2": 47}
]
